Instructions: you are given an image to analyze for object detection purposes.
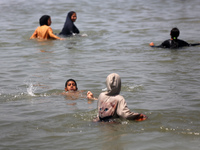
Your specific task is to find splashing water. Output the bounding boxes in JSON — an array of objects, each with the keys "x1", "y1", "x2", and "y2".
[
  {"x1": 102, "y1": 88, "x2": 107, "y2": 92},
  {"x1": 27, "y1": 83, "x2": 37, "y2": 96}
]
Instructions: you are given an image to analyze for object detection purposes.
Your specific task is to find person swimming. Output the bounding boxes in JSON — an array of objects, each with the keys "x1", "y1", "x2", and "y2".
[
  {"x1": 93, "y1": 73, "x2": 147, "y2": 122},
  {"x1": 59, "y1": 11, "x2": 80, "y2": 36},
  {"x1": 62, "y1": 79, "x2": 97, "y2": 101},
  {"x1": 30, "y1": 15, "x2": 63, "y2": 40},
  {"x1": 149, "y1": 27, "x2": 200, "y2": 48},
  {"x1": 65, "y1": 79, "x2": 78, "y2": 91}
]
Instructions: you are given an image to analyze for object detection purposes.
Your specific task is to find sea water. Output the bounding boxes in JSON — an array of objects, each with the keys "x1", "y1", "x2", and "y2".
[{"x1": 0, "y1": 0, "x2": 200, "y2": 149}]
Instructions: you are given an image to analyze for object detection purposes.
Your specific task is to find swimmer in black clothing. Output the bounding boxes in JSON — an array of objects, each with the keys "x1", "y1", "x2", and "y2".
[{"x1": 149, "y1": 27, "x2": 200, "y2": 48}]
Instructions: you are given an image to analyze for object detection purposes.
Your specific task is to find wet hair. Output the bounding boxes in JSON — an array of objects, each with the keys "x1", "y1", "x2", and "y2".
[
  {"x1": 170, "y1": 27, "x2": 180, "y2": 40},
  {"x1": 39, "y1": 15, "x2": 50, "y2": 26},
  {"x1": 65, "y1": 79, "x2": 78, "y2": 90}
]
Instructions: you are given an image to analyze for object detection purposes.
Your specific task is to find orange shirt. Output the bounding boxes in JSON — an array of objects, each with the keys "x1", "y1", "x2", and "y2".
[{"x1": 30, "y1": 25, "x2": 61, "y2": 40}]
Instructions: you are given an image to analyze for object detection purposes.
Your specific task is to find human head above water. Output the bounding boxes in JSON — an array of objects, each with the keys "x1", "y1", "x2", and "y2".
[
  {"x1": 67, "y1": 11, "x2": 77, "y2": 22},
  {"x1": 170, "y1": 27, "x2": 180, "y2": 40},
  {"x1": 65, "y1": 79, "x2": 78, "y2": 91},
  {"x1": 106, "y1": 73, "x2": 121, "y2": 96},
  {"x1": 39, "y1": 15, "x2": 51, "y2": 26}
]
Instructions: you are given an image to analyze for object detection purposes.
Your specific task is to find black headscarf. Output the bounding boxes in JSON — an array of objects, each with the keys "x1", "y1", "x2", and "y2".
[
  {"x1": 59, "y1": 11, "x2": 79, "y2": 36},
  {"x1": 39, "y1": 15, "x2": 50, "y2": 26}
]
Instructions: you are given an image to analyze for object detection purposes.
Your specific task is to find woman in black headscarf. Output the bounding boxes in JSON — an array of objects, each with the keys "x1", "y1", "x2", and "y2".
[{"x1": 59, "y1": 11, "x2": 79, "y2": 36}]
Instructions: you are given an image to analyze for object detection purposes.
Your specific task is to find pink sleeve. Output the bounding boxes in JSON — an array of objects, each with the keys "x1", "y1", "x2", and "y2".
[{"x1": 116, "y1": 97, "x2": 140, "y2": 119}]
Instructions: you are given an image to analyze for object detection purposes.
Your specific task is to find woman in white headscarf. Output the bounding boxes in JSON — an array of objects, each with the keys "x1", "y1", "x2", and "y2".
[{"x1": 94, "y1": 73, "x2": 147, "y2": 122}]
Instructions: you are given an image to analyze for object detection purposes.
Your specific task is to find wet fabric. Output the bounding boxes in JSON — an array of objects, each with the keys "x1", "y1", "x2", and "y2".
[
  {"x1": 153, "y1": 39, "x2": 200, "y2": 48},
  {"x1": 96, "y1": 73, "x2": 140, "y2": 121},
  {"x1": 59, "y1": 11, "x2": 79, "y2": 36},
  {"x1": 158, "y1": 39, "x2": 189, "y2": 48}
]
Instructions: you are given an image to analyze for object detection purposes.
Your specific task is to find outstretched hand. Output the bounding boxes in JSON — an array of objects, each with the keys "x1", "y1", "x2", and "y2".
[
  {"x1": 135, "y1": 114, "x2": 148, "y2": 121},
  {"x1": 149, "y1": 42, "x2": 154, "y2": 46},
  {"x1": 87, "y1": 91, "x2": 97, "y2": 100}
]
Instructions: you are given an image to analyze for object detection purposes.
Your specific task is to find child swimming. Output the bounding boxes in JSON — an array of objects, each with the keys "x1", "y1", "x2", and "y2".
[
  {"x1": 93, "y1": 73, "x2": 147, "y2": 122},
  {"x1": 62, "y1": 79, "x2": 97, "y2": 101},
  {"x1": 150, "y1": 27, "x2": 200, "y2": 48},
  {"x1": 65, "y1": 79, "x2": 78, "y2": 91},
  {"x1": 30, "y1": 15, "x2": 63, "y2": 40},
  {"x1": 59, "y1": 11, "x2": 80, "y2": 36}
]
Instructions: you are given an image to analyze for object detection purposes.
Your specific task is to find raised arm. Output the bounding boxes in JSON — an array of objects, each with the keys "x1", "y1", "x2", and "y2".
[{"x1": 87, "y1": 91, "x2": 97, "y2": 100}]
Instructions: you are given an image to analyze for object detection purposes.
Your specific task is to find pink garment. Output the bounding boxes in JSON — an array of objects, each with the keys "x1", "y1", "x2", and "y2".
[{"x1": 96, "y1": 73, "x2": 140, "y2": 121}]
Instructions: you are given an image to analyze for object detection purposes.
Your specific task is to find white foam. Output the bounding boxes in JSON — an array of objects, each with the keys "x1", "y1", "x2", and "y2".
[
  {"x1": 27, "y1": 83, "x2": 36, "y2": 96},
  {"x1": 81, "y1": 33, "x2": 88, "y2": 37},
  {"x1": 102, "y1": 88, "x2": 107, "y2": 91}
]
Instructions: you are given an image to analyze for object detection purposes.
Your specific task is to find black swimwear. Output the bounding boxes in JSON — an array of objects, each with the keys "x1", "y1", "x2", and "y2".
[
  {"x1": 59, "y1": 11, "x2": 79, "y2": 36},
  {"x1": 152, "y1": 39, "x2": 200, "y2": 49},
  {"x1": 158, "y1": 39, "x2": 189, "y2": 48}
]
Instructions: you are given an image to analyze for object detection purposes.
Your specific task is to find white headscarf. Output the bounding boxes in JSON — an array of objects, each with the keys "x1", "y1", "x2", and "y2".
[{"x1": 105, "y1": 73, "x2": 121, "y2": 96}]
